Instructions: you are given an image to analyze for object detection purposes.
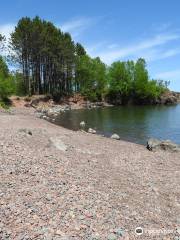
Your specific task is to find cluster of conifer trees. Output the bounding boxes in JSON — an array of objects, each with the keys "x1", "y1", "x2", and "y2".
[{"x1": 10, "y1": 16, "x2": 87, "y2": 96}]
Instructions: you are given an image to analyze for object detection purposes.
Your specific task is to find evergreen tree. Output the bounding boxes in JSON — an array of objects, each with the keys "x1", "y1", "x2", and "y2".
[
  {"x1": 10, "y1": 17, "x2": 75, "y2": 97},
  {"x1": 0, "y1": 57, "x2": 15, "y2": 101},
  {"x1": 0, "y1": 56, "x2": 9, "y2": 77}
]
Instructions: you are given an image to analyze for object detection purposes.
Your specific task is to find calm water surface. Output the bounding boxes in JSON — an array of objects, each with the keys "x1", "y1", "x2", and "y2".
[{"x1": 54, "y1": 104, "x2": 180, "y2": 145}]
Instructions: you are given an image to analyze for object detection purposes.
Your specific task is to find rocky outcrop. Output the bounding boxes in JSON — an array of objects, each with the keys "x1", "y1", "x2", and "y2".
[
  {"x1": 156, "y1": 91, "x2": 178, "y2": 105},
  {"x1": 172, "y1": 91, "x2": 180, "y2": 102},
  {"x1": 147, "y1": 138, "x2": 180, "y2": 152}
]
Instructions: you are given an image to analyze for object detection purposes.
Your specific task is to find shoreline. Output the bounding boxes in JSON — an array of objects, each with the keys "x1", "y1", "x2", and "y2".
[
  {"x1": 36, "y1": 102, "x2": 180, "y2": 147},
  {"x1": 8, "y1": 91, "x2": 180, "y2": 112},
  {"x1": 0, "y1": 107, "x2": 179, "y2": 239}
]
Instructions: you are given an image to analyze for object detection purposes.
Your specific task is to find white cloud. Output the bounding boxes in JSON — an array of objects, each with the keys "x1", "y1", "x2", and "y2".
[
  {"x1": 161, "y1": 48, "x2": 180, "y2": 58},
  {"x1": 60, "y1": 17, "x2": 95, "y2": 38},
  {"x1": 155, "y1": 69, "x2": 180, "y2": 91},
  {"x1": 138, "y1": 48, "x2": 180, "y2": 62},
  {"x1": 0, "y1": 23, "x2": 15, "y2": 40},
  {"x1": 0, "y1": 23, "x2": 15, "y2": 56},
  {"x1": 88, "y1": 33, "x2": 180, "y2": 64},
  {"x1": 155, "y1": 69, "x2": 180, "y2": 80},
  {"x1": 85, "y1": 41, "x2": 107, "y2": 55},
  {"x1": 155, "y1": 22, "x2": 172, "y2": 32},
  {"x1": 107, "y1": 44, "x2": 118, "y2": 49}
]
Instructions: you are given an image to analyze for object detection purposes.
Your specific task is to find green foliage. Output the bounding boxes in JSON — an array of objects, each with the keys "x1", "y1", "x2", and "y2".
[
  {"x1": 0, "y1": 56, "x2": 9, "y2": 77},
  {"x1": 52, "y1": 89, "x2": 64, "y2": 102},
  {"x1": 133, "y1": 58, "x2": 149, "y2": 101},
  {"x1": 108, "y1": 61, "x2": 134, "y2": 103},
  {"x1": 0, "y1": 73, "x2": 15, "y2": 100},
  {"x1": 75, "y1": 43, "x2": 86, "y2": 56},
  {"x1": 0, "y1": 34, "x2": 5, "y2": 52},
  {"x1": 107, "y1": 58, "x2": 168, "y2": 104},
  {"x1": 0, "y1": 101, "x2": 8, "y2": 109},
  {"x1": 0, "y1": 57, "x2": 15, "y2": 105},
  {"x1": 76, "y1": 55, "x2": 107, "y2": 101},
  {"x1": 0, "y1": 97, "x2": 12, "y2": 109},
  {"x1": 13, "y1": 72, "x2": 26, "y2": 96}
]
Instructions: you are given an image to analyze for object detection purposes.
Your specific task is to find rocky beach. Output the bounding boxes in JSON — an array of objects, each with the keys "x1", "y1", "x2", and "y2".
[
  {"x1": 1, "y1": 2, "x2": 180, "y2": 239},
  {"x1": 0, "y1": 107, "x2": 179, "y2": 240}
]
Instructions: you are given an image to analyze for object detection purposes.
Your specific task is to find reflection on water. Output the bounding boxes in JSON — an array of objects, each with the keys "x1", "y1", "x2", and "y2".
[{"x1": 54, "y1": 104, "x2": 180, "y2": 145}]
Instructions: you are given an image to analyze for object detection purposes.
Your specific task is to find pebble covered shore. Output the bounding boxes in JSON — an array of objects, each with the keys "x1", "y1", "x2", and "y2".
[{"x1": 0, "y1": 108, "x2": 179, "y2": 240}]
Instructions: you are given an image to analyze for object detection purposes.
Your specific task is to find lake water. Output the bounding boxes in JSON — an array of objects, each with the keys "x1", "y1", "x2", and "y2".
[{"x1": 54, "y1": 104, "x2": 180, "y2": 145}]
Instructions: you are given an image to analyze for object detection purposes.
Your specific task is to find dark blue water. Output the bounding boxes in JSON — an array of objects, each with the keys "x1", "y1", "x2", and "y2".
[{"x1": 54, "y1": 104, "x2": 180, "y2": 145}]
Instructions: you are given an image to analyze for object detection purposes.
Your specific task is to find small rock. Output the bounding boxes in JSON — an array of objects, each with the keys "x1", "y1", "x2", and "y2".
[
  {"x1": 28, "y1": 130, "x2": 32, "y2": 135},
  {"x1": 19, "y1": 128, "x2": 32, "y2": 136},
  {"x1": 176, "y1": 227, "x2": 180, "y2": 234},
  {"x1": 114, "y1": 228, "x2": 124, "y2": 237},
  {"x1": 80, "y1": 121, "x2": 86, "y2": 127},
  {"x1": 88, "y1": 128, "x2": 96, "y2": 134},
  {"x1": 50, "y1": 137, "x2": 68, "y2": 152},
  {"x1": 91, "y1": 234, "x2": 100, "y2": 240},
  {"x1": 111, "y1": 133, "x2": 120, "y2": 140},
  {"x1": 108, "y1": 233, "x2": 117, "y2": 240},
  {"x1": 55, "y1": 230, "x2": 63, "y2": 236}
]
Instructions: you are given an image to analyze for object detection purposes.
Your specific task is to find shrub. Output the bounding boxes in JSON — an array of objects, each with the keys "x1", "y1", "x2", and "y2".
[{"x1": 0, "y1": 73, "x2": 15, "y2": 100}]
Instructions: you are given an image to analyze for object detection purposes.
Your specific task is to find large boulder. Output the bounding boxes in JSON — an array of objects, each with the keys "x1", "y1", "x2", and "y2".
[
  {"x1": 111, "y1": 133, "x2": 120, "y2": 140},
  {"x1": 147, "y1": 138, "x2": 161, "y2": 151},
  {"x1": 147, "y1": 138, "x2": 180, "y2": 152}
]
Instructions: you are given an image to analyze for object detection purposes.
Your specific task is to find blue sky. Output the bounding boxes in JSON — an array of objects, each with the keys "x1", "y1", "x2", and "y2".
[{"x1": 0, "y1": 0, "x2": 180, "y2": 91}]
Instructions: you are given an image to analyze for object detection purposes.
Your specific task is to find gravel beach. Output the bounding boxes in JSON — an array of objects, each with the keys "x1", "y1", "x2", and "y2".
[{"x1": 0, "y1": 107, "x2": 179, "y2": 240}]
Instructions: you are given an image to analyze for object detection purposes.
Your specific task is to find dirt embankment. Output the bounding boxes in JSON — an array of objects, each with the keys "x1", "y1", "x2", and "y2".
[
  {"x1": 9, "y1": 95, "x2": 111, "y2": 111},
  {"x1": 0, "y1": 107, "x2": 179, "y2": 239},
  {"x1": 8, "y1": 91, "x2": 180, "y2": 111}
]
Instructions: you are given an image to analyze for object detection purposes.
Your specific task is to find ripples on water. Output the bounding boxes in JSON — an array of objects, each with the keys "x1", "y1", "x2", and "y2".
[{"x1": 54, "y1": 104, "x2": 180, "y2": 145}]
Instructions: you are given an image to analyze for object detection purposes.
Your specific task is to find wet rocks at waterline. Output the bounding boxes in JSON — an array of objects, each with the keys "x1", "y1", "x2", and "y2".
[
  {"x1": 36, "y1": 105, "x2": 71, "y2": 119},
  {"x1": 111, "y1": 133, "x2": 120, "y2": 140},
  {"x1": 88, "y1": 128, "x2": 97, "y2": 134},
  {"x1": 147, "y1": 138, "x2": 180, "y2": 152}
]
